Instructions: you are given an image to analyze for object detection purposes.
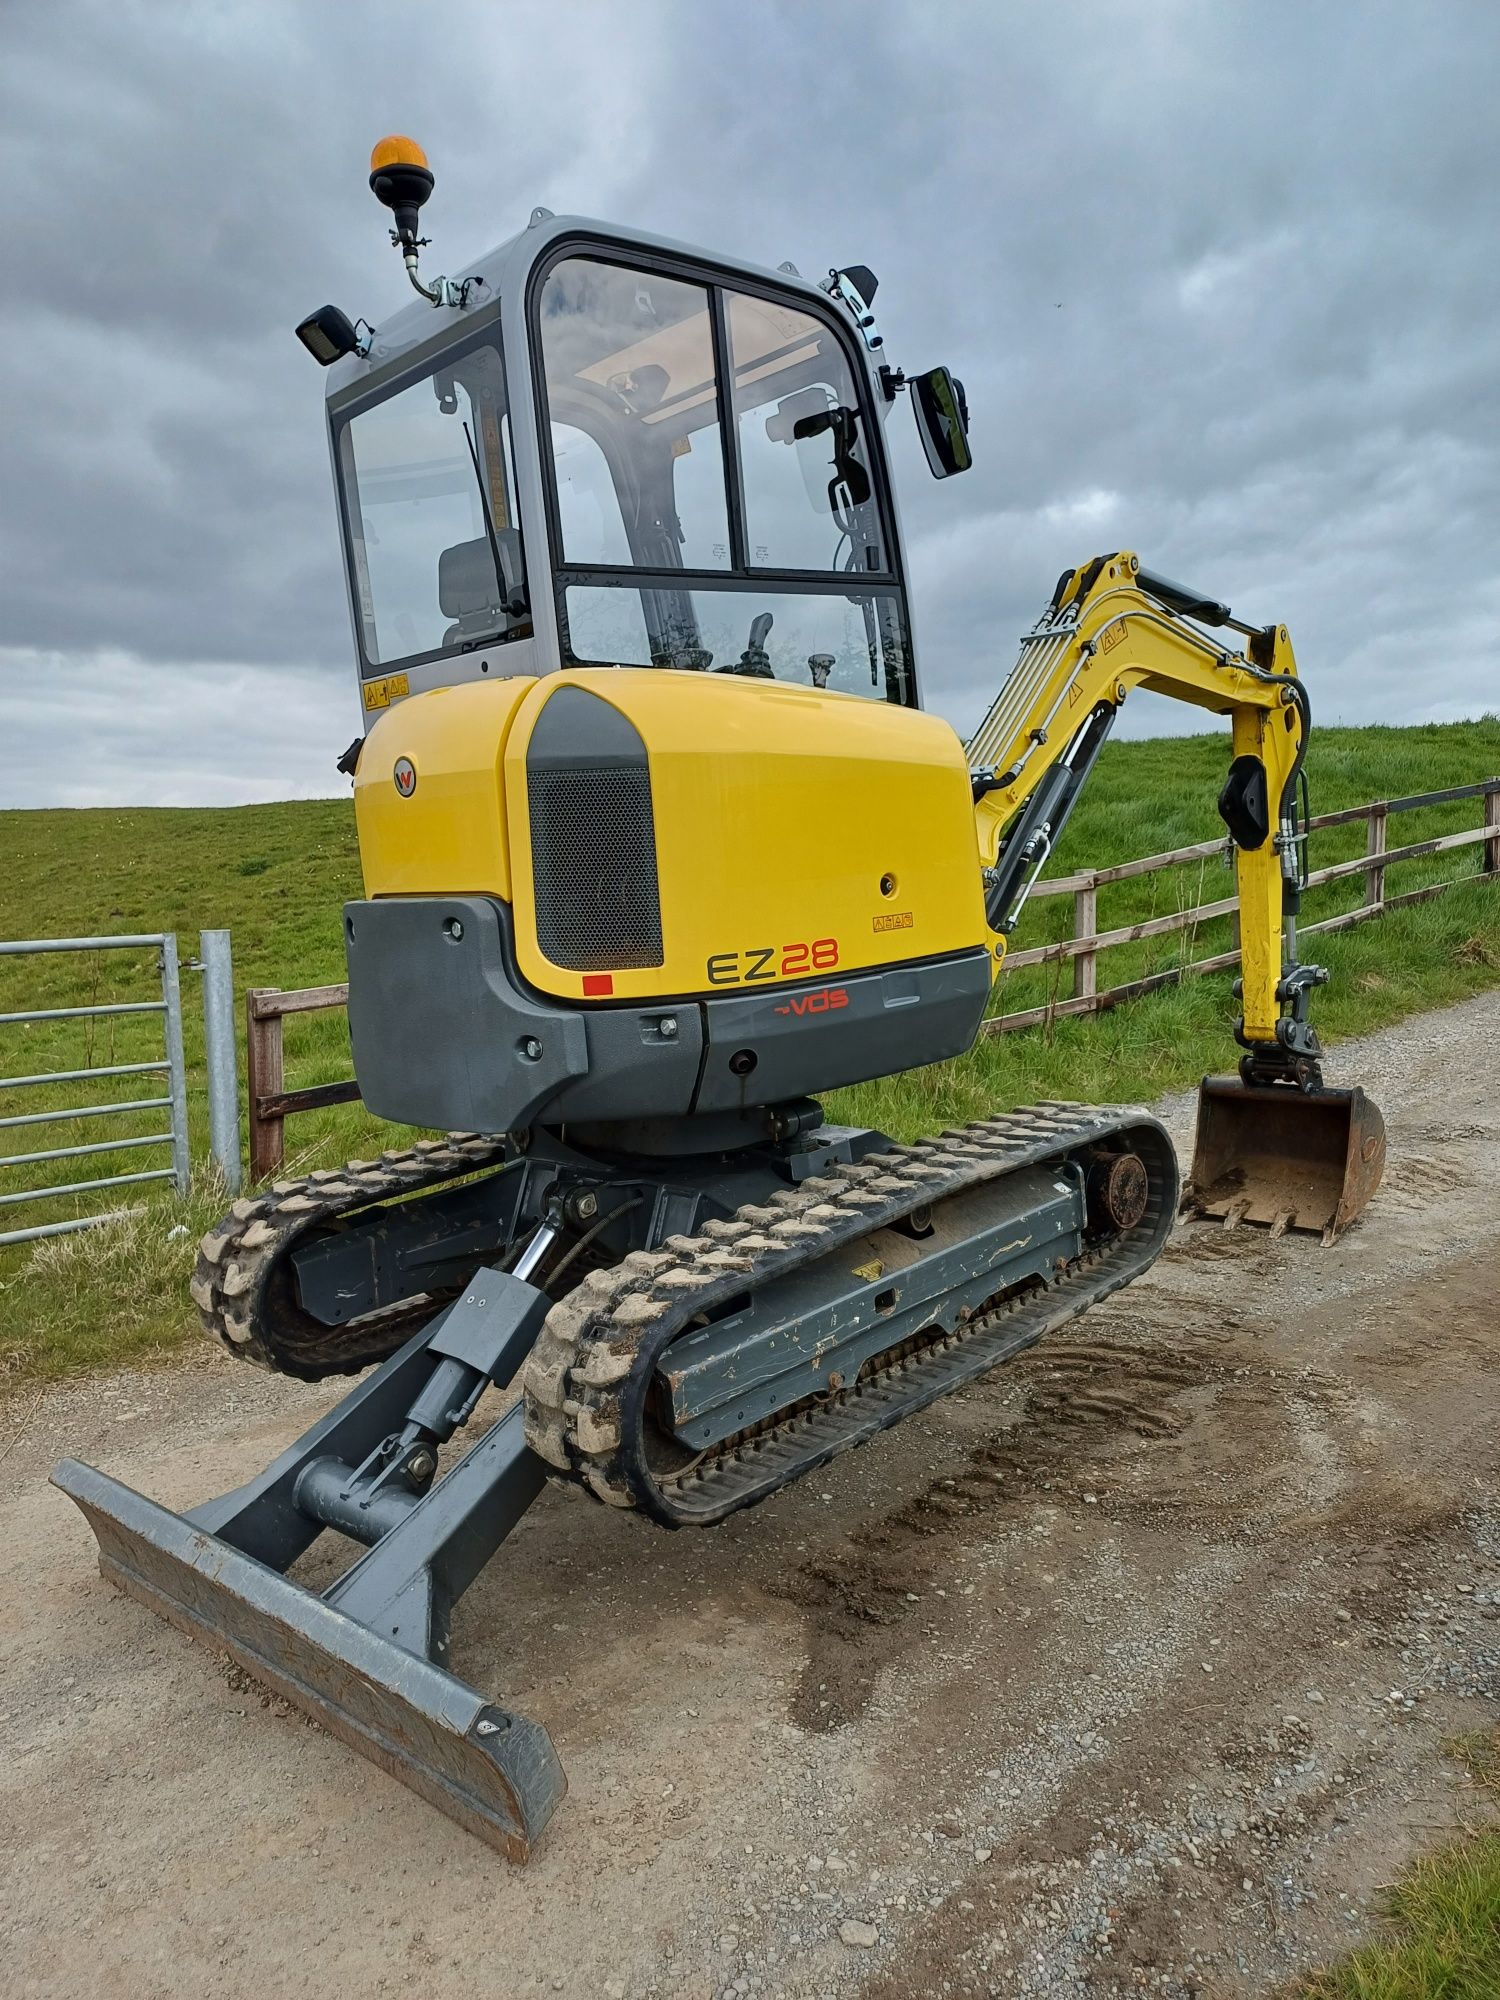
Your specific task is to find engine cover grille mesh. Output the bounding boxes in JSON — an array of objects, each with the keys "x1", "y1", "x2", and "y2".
[{"x1": 529, "y1": 766, "x2": 664, "y2": 970}]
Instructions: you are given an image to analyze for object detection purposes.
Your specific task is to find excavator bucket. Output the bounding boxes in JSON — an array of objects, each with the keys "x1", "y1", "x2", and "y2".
[{"x1": 1185, "y1": 1078, "x2": 1386, "y2": 1244}]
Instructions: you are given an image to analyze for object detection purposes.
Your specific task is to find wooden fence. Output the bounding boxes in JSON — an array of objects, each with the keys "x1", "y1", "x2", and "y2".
[
  {"x1": 244, "y1": 776, "x2": 1500, "y2": 1177},
  {"x1": 245, "y1": 983, "x2": 359, "y2": 1180},
  {"x1": 986, "y1": 776, "x2": 1500, "y2": 1035}
]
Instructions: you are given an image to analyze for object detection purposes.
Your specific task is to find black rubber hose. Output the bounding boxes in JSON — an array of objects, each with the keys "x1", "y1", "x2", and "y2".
[
  {"x1": 543, "y1": 1197, "x2": 645, "y2": 1295},
  {"x1": 1258, "y1": 670, "x2": 1313, "y2": 909}
]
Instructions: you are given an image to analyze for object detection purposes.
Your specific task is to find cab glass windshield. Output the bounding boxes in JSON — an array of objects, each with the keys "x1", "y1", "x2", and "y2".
[
  {"x1": 535, "y1": 252, "x2": 909, "y2": 703},
  {"x1": 337, "y1": 333, "x2": 529, "y2": 671}
]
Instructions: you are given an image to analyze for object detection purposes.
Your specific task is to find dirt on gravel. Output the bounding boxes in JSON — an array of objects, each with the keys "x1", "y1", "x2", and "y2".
[{"x1": 2, "y1": 991, "x2": 1497, "y2": 2000}]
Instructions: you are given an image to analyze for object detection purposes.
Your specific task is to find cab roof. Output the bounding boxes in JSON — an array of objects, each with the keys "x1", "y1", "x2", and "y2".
[{"x1": 324, "y1": 211, "x2": 843, "y2": 407}]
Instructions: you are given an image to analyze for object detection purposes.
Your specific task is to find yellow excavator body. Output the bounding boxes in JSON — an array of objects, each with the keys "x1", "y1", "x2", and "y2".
[{"x1": 355, "y1": 667, "x2": 989, "y2": 1004}]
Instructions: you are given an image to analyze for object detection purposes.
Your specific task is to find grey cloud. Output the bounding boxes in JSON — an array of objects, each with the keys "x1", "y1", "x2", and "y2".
[
  {"x1": 1, "y1": 0, "x2": 1496, "y2": 807},
  {"x1": 1, "y1": 649, "x2": 361, "y2": 808}
]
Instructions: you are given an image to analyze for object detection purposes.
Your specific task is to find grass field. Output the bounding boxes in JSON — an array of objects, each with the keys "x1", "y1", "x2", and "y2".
[
  {"x1": 1296, "y1": 1731, "x2": 1499, "y2": 2000},
  {"x1": 1, "y1": 716, "x2": 1496, "y2": 1382}
]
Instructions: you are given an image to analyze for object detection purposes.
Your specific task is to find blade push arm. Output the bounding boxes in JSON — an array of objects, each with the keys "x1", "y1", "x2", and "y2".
[{"x1": 968, "y1": 552, "x2": 1323, "y2": 1087}]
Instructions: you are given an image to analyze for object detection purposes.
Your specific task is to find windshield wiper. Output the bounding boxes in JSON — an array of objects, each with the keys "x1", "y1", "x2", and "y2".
[{"x1": 461, "y1": 419, "x2": 527, "y2": 620}]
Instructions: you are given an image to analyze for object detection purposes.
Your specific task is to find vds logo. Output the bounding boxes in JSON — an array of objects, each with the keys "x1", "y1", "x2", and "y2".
[{"x1": 773, "y1": 987, "x2": 849, "y2": 1018}]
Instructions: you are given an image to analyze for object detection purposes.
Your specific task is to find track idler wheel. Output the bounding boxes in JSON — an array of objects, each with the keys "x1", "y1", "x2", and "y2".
[{"x1": 1086, "y1": 1151, "x2": 1150, "y2": 1232}]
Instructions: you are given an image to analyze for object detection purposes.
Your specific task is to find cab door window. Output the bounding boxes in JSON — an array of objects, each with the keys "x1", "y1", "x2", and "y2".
[
  {"x1": 727, "y1": 291, "x2": 885, "y2": 574},
  {"x1": 337, "y1": 334, "x2": 528, "y2": 670}
]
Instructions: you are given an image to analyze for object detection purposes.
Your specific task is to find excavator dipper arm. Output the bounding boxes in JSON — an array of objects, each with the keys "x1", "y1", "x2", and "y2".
[{"x1": 966, "y1": 552, "x2": 1385, "y2": 1239}]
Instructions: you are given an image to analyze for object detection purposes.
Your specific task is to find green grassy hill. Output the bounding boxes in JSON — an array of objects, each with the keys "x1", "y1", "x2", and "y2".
[{"x1": 1, "y1": 717, "x2": 1496, "y2": 1379}]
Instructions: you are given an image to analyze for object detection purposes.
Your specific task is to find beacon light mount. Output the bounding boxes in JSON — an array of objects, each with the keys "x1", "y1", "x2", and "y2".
[{"x1": 369, "y1": 134, "x2": 480, "y2": 311}]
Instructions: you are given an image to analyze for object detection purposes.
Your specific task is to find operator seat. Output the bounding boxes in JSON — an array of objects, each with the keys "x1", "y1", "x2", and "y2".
[{"x1": 440, "y1": 533, "x2": 524, "y2": 647}]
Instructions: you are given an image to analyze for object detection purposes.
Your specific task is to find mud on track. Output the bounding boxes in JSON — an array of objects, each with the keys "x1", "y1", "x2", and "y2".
[{"x1": 2, "y1": 991, "x2": 1497, "y2": 1999}]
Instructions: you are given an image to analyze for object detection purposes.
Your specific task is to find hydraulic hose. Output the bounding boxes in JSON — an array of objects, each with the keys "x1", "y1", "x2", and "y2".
[{"x1": 1259, "y1": 669, "x2": 1313, "y2": 909}]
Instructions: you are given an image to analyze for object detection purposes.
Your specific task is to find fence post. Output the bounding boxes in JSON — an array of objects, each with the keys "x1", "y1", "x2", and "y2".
[
  {"x1": 200, "y1": 930, "x2": 241, "y2": 1194},
  {"x1": 246, "y1": 990, "x2": 284, "y2": 1183},
  {"x1": 1072, "y1": 875, "x2": 1097, "y2": 1004},
  {"x1": 1485, "y1": 783, "x2": 1500, "y2": 876},
  {"x1": 158, "y1": 934, "x2": 191, "y2": 1195},
  {"x1": 1365, "y1": 802, "x2": 1388, "y2": 910}
]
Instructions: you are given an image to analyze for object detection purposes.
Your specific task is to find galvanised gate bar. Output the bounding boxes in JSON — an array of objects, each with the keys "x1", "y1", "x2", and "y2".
[{"x1": 0, "y1": 934, "x2": 190, "y2": 1247}]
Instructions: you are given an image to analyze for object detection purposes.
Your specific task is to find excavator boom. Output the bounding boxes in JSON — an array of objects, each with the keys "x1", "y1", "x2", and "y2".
[{"x1": 967, "y1": 552, "x2": 1385, "y2": 1241}]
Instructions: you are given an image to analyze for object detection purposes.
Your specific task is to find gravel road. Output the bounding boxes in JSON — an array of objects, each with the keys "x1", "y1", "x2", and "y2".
[{"x1": 3, "y1": 992, "x2": 1497, "y2": 1999}]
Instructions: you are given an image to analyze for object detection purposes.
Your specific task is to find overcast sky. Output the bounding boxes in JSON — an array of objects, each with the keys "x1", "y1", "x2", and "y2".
[{"x1": 3, "y1": 0, "x2": 1497, "y2": 808}]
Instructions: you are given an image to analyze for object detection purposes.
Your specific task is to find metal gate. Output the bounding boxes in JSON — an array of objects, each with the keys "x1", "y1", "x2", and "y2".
[{"x1": 0, "y1": 934, "x2": 191, "y2": 1247}]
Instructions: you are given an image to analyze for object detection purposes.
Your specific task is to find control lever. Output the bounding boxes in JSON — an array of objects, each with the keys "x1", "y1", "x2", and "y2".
[{"x1": 717, "y1": 612, "x2": 775, "y2": 678}]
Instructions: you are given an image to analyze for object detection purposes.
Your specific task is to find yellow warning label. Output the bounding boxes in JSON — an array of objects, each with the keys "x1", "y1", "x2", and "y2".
[
  {"x1": 1100, "y1": 621, "x2": 1127, "y2": 653},
  {"x1": 362, "y1": 673, "x2": 411, "y2": 713},
  {"x1": 851, "y1": 1258, "x2": 885, "y2": 1282},
  {"x1": 872, "y1": 911, "x2": 914, "y2": 933}
]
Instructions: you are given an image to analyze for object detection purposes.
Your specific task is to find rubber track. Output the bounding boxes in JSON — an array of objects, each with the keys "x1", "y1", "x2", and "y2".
[
  {"x1": 191, "y1": 1134, "x2": 513, "y2": 1378},
  {"x1": 522, "y1": 1103, "x2": 1177, "y2": 1525}
]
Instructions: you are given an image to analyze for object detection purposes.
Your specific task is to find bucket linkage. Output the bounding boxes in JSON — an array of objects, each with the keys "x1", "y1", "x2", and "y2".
[{"x1": 1184, "y1": 939, "x2": 1387, "y2": 1247}]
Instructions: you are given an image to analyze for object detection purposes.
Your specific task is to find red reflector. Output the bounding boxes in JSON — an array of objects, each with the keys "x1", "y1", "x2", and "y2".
[{"x1": 581, "y1": 973, "x2": 614, "y2": 997}]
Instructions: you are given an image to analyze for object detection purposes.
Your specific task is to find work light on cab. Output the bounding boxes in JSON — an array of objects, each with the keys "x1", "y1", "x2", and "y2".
[{"x1": 293, "y1": 303, "x2": 368, "y2": 367}]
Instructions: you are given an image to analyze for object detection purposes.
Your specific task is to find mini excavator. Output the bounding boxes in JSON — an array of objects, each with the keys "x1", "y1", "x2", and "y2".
[{"x1": 54, "y1": 139, "x2": 1385, "y2": 1857}]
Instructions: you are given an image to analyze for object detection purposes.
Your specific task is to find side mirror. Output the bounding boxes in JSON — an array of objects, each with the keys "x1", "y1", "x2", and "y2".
[{"x1": 912, "y1": 367, "x2": 972, "y2": 478}]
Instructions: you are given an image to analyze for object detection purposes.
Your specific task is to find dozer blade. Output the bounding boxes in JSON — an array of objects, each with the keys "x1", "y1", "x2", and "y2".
[
  {"x1": 51, "y1": 1457, "x2": 566, "y2": 1860},
  {"x1": 1185, "y1": 1077, "x2": 1386, "y2": 1244}
]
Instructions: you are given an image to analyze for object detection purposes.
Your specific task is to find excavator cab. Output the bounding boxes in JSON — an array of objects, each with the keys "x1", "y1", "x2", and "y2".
[{"x1": 308, "y1": 158, "x2": 960, "y2": 722}]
